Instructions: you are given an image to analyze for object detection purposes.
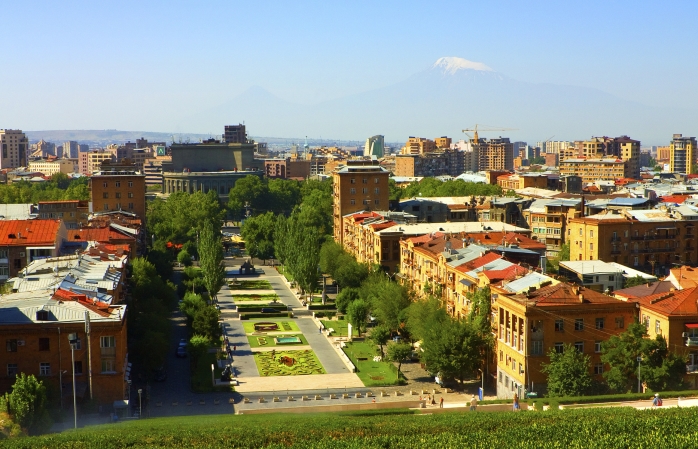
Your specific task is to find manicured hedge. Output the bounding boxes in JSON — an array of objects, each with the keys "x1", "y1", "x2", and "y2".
[
  {"x1": 308, "y1": 304, "x2": 338, "y2": 311},
  {"x1": 235, "y1": 304, "x2": 287, "y2": 312},
  {"x1": 9, "y1": 405, "x2": 698, "y2": 448},
  {"x1": 240, "y1": 312, "x2": 293, "y2": 320}
]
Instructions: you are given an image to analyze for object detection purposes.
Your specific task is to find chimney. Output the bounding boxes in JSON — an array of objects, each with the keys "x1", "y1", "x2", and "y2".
[{"x1": 579, "y1": 293, "x2": 584, "y2": 302}]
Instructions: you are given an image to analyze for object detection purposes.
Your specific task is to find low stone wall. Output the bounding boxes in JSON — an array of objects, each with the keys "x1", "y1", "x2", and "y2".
[{"x1": 239, "y1": 400, "x2": 423, "y2": 415}]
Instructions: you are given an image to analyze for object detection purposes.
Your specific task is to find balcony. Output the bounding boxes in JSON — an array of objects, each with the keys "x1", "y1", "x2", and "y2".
[
  {"x1": 687, "y1": 365, "x2": 698, "y2": 373},
  {"x1": 686, "y1": 337, "x2": 698, "y2": 347},
  {"x1": 101, "y1": 346, "x2": 116, "y2": 356},
  {"x1": 610, "y1": 236, "x2": 621, "y2": 242},
  {"x1": 530, "y1": 329, "x2": 544, "y2": 341},
  {"x1": 610, "y1": 249, "x2": 621, "y2": 255}
]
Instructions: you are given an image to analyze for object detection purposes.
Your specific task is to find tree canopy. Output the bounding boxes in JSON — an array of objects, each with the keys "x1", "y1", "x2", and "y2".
[
  {"x1": 241, "y1": 212, "x2": 276, "y2": 262},
  {"x1": 198, "y1": 220, "x2": 226, "y2": 301},
  {"x1": 541, "y1": 344, "x2": 594, "y2": 397},
  {"x1": 3, "y1": 374, "x2": 51, "y2": 435},
  {"x1": 396, "y1": 178, "x2": 502, "y2": 200},
  {"x1": 147, "y1": 190, "x2": 224, "y2": 245},
  {"x1": 0, "y1": 175, "x2": 89, "y2": 204}
]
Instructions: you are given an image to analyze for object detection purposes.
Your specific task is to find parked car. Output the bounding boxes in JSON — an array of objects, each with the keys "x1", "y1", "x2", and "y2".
[
  {"x1": 176, "y1": 346, "x2": 187, "y2": 358},
  {"x1": 178, "y1": 338, "x2": 187, "y2": 348}
]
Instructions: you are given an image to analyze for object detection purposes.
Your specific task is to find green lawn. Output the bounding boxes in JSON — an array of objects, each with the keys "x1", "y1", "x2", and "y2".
[
  {"x1": 232, "y1": 293, "x2": 280, "y2": 302},
  {"x1": 228, "y1": 279, "x2": 273, "y2": 290},
  {"x1": 242, "y1": 320, "x2": 301, "y2": 334},
  {"x1": 253, "y1": 349, "x2": 326, "y2": 376},
  {"x1": 191, "y1": 351, "x2": 235, "y2": 393},
  {"x1": 321, "y1": 319, "x2": 349, "y2": 336},
  {"x1": 247, "y1": 334, "x2": 307, "y2": 348},
  {"x1": 278, "y1": 266, "x2": 294, "y2": 282},
  {"x1": 343, "y1": 341, "x2": 403, "y2": 387}
]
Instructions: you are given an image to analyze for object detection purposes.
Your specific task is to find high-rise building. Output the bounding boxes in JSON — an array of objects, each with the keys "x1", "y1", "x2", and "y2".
[
  {"x1": 332, "y1": 162, "x2": 390, "y2": 246},
  {"x1": 0, "y1": 129, "x2": 29, "y2": 169},
  {"x1": 401, "y1": 137, "x2": 436, "y2": 155},
  {"x1": 364, "y1": 135, "x2": 385, "y2": 158},
  {"x1": 434, "y1": 136, "x2": 452, "y2": 149},
  {"x1": 224, "y1": 124, "x2": 247, "y2": 144},
  {"x1": 63, "y1": 141, "x2": 79, "y2": 159},
  {"x1": 475, "y1": 137, "x2": 513, "y2": 171},
  {"x1": 669, "y1": 134, "x2": 697, "y2": 175}
]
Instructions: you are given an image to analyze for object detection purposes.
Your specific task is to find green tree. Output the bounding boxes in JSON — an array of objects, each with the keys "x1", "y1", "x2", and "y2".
[
  {"x1": 319, "y1": 240, "x2": 345, "y2": 276},
  {"x1": 335, "y1": 287, "x2": 360, "y2": 314},
  {"x1": 147, "y1": 190, "x2": 223, "y2": 246},
  {"x1": 198, "y1": 221, "x2": 226, "y2": 302},
  {"x1": 602, "y1": 321, "x2": 687, "y2": 392},
  {"x1": 267, "y1": 178, "x2": 301, "y2": 214},
  {"x1": 192, "y1": 306, "x2": 222, "y2": 341},
  {"x1": 362, "y1": 275, "x2": 411, "y2": 331},
  {"x1": 227, "y1": 175, "x2": 267, "y2": 220},
  {"x1": 388, "y1": 179, "x2": 403, "y2": 201},
  {"x1": 370, "y1": 325, "x2": 392, "y2": 358},
  {"x1": 274, "y1": 214, "x2": 291, "y2": 266},
  {"x1": 188, "y1": 334, "x2": 211, "y2": 366},
  {"x1": 4, "y1": 373, "x2": 51, "y2": 434},
  {"x1": 241, "y1": 211, "x2": 276, "y2": 262},
  {"x1": 179, "y1": 292, "x2": 207, "y2": 319},
  {"x1": 347, "y1": 299, "x2": 371, "y2": 337},
  {"x1": 624, "y1": 275, "x2": 648, "y2": 288},
  {"x1": 177, "y1": 249, "x2": 193, "y2": 267},
  {"x1": 386, "y1": 342, "x2": 412, "y2": 381},
  {"x1": 541, "y1": 344, "x2": 593, "y2": 397},
  {"x1": 467, "y1": 286, "x2": 493, "y2": 338}
]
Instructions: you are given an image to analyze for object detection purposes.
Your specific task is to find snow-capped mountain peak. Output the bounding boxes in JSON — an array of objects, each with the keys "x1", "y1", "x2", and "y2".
[{"x1": 432, "y1": 57, "x2": 494, "y2": 74}]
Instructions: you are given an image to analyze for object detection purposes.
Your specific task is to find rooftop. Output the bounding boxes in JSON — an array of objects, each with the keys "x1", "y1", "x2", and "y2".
[{"x1": 0, "y1": 219, "x2": 61, "y2": 246}]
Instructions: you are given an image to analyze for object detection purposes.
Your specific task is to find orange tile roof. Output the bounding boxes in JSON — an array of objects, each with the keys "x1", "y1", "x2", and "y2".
[
  {"x1": 0, "y1": 219, "x2": 61, "y2": 246},
  {"x1": 370, "y1": 221, "x2": 396, "y2": 231},
  {"x1": 634, "y1": 287, "x2": 698, "y2": 316},
  {"x1": 659, "y1": 195, "x2": 689, "y2": 204},
  {"x1": 66, "y1": 227, "x2": 135, "y2": 243},
  {"x1": 456, "y1": 252, "x2": 501, "y2": 273},
  {"x1": 52, "y1": 288, "x2": 112, "y2": 317},
  {"x1": 482, "y1": 264, "x2": 527, "y2": 281},
  {"x1": 515, "y1": 283, "x2": 621, "y2": 306}
]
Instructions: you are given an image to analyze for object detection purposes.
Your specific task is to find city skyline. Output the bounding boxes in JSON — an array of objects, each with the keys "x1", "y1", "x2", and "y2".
[{"x1": 2, "y1": 1, "x2": 697, "y2": 144}]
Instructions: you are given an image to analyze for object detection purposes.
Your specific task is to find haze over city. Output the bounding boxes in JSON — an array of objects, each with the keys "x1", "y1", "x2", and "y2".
[{"x1": 2, "y1": 1, "x2": 697, "y2": 144}]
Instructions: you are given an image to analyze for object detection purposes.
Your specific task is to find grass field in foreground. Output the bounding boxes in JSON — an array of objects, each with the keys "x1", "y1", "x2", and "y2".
[{"x1": 11, "y1": 406, "x2": 698, "y2": 448}]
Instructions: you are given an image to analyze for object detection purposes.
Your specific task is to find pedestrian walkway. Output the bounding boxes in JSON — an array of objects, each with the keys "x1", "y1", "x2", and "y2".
[{"x1": 235, "y1": 373, "x2": 364, "y2": 393}]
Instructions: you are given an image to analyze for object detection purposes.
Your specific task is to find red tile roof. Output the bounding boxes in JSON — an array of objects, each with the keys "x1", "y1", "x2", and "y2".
[
  {"x1": 66, "y1": 227, "x2": 135, "y2": 243},
  {"x1": 516, "y1": 283, "x2": 620, "y2": 306},
  {"x1": 52, "y1": 288, "x2": 112, "y2": 317},
  {"x1": 633, "y1": 287, "x2": 698, "y2": 316},
  {"x1": 658, "y1": 195, "x2": 689, "y2": 204},
  {"x1": 0, "y1": 219, "x2": 61, "y2": 246},
  {"x1": 482, "y1": 264, "x2": 527, "y2": 281},
  {"x1": 456, "y1": 252, "x2": 501, "y2": 273}
]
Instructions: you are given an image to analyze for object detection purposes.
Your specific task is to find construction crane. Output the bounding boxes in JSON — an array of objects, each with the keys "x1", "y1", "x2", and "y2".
[{"x1": 462, "y1": 124, "x2": 517, "y2": 142}]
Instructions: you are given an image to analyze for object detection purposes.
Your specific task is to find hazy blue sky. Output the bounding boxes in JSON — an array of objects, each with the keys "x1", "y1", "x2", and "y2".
[{"x1": 2, "y1": 1, "x2": 697, "y2": 139}]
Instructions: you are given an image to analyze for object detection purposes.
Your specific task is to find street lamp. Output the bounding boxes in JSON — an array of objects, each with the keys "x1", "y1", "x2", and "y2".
[
  {"x1": 637, "y1": 356, "x2": 643, "y2": 393},
  {"x1": 68, "y1": 333, "x2": 79, "y2": 429},
  {"x1": 138, "y1": 389, "x2": 143, "y2": 419}
]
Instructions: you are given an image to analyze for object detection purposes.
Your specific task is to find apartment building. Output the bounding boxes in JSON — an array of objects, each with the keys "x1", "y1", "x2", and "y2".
[
  {"x1": 523, "y1": 198, "x2": 581, "y2": 258},
  {"x1": 0, "y1": 129, "x2": 29, "y2": 169},
  {"x1": 669, "y1": 134, "x2": 697, "y2": 175},
  {"x1": 35, "y1": 200, "x2": 89, "y2": 229},
  {"x1": 559, "y1": 260, "x2": 657, "y2": 293},
  {"x1": 27, "y1": 159, "x2": 78, "y2": 177},
  {"x1": 364, "y1": 135, "x2": 385, "y2": 158},
  {"x1": 559, "y1": 158, "x2": 628, "y2": 184},
  {"x1": 401, "y1": 137, "x2": 436, "y2": 155},
  {"x1": 332, "y1": 163, "x2": 390, "y2": 246},
  {"x1": 492, "y1": 282, "x2": 637, "y2": 398},
  {"x1": 497, "y1": 173, "x2": 549, "y2": 191},
  {"x1": 79, "y1": 150, "x2": 114, "y2": 175},
  {"x1": 475, "y1": 138, "x2": 513, "y2": 171},
  {"x1": 0, "y1": 288, "x2": 128, "y2": 405},
  {"x1": 633, "y1": 287, "x2": 698, "y2": 388},
  {"x1": 0, "y1": 219, "x2": 67, "y2": 281},
  {"x1": 89, "y1": 170, "x2": 147, "y2": 221},
  {"x1": 567, "y1": 207, "x2": 698, "y2": 275}
]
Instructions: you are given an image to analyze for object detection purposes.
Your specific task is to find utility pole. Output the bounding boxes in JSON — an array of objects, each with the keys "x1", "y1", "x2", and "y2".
[{"x1": 85, "y1": 311, "x2": 93, "y2": 400}]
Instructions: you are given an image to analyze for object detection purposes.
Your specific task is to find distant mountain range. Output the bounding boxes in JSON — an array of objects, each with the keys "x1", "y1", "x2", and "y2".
[
  {"x1": 183, "y1": 57, "x2": 695, "y2": 145},
  {"x1": 29, "y1": 58, "x2": 697, "y2": 146}
]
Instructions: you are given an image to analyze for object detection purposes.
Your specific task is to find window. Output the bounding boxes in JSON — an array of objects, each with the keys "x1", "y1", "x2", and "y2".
[
  {"x1": 115, "y1": 203, "x2": 121, "y2": 210},
  {"x1": 615, "y1": 317, "x2": 624, "y2": 329},
  {"x1": 362, "y1": 188, "x2": 368, "y2": 194},
  {"x1": 594, "y1": 341, "x2": 601, "y2": 353},
  {"x1": 374, "y1": 188, "x2": 380, "y2": 194},
  {"x1": 374, "y1": 199, "x2": 379, "y2": 205},
  {"x1": 7, "y1": 363, "x2": 17, "y2": 377},
  {"x1": 128, "y1": 181, "x2": 133, "y2": 187},
  {"x1": 499, "y1": 350, "x2": 503, "y2": 362},
  {"x1": 633, "y1": 256, "x2": 639, "y2": 267},
  {"x1": 39, "y1": 363, "x2": 51, "y2": 376},
  {"x1": 594, "y1": 363, "x2": 604, "y2": 375},
  {"x1": 555, "y1": 320, "x2": 564, "y2": 332},
  {"x1": 579, "y1": 228, "x2": 582, "y2": 236},
  {"x1": 609, "y1": 275, "x2": 614, "y2": 281},
  {"x1": 590, "y1": 230, "x2": 594, "y2": 238},
  {"x1": 115, "y1": 192, "x2": 121, "y2": 199},
  {"x1": 0, "y1": 249, "x2": 7, "y2": 258},
  {"x1": 115, "y1": 181, "x2": 120, "y2": 187},
  {"x1": 574, "y1": 319, "x2": 584, "y2": 331},
  {"x1": 531, "y1": 341, "x2": 543, "y2": 355},
  {"x1": 363, "y1": 199, "x2": 370, "y2": 205},
  {"x1": 554, "y1": 342, "x2": 564, "y2": 354},
  {"x1": 498, "y1": 371, "x2": 503, "y2": 383},
  {"x1": 74, "y1": 360, "x2": 83, "y2": 375},
  {"x1": 350, "y1": 178, "x2": 355, "y2": 184},
  {"x1": 625, "y1": 230, "x2": 629, "y2": 238},
  {"x1": 100, "y1": 336, "x2": 115, "y2": 348},
  {"x1": 350, "y1": 188, "x2": 356, "y2": 194},
  {"x1": 6, "y1": 339, "x2": 17, "y2": 352},
  {"x1": 643, "y1": 316, "x2": 650, "y2": 328},
  {"x1": 101, "y1": 359, "x2": 115, "y2": 373},
  {"x1": 595, "y1": 318, "x2": 604, "y2": 330},
  {"x1": 102, "y1": 182, "x2": 107, "y2": 188},
  {"x1": 362, "y1": 178, "x2": 367, "y2": 184},
  {"x1": 128, "y1": 203, "x2": 134, "y2": 209},
  {"x1": 350, "y1": 199, "x2": 355, "y2": 205},
  {"x1": 574, "y1": 341, "x2": 584, "y2": 352},
  {"x1": 589, "y1": 243, "x2": 593, "y2": 251},
  {"x1": 374, "y1": 178, "x2": 379, "y2": 183},
  {"x1": 612, "y1": 231, "x2": 617, "y2": 239},
  {"x1": 102, "y1": 192, "x2": 109, "y2": 199},
  {"x1": 38, "y1": 338, "x2": 49, "y2": 351},
  {"x1": 655, "y1": 320, "x2": 661, "y2": 334},
  {"x1": 103, "y1": 203, "x2": 109, "y2": 211},
  {"x1": 128, "y1": 192, "x2": 133, "y2": 198}
]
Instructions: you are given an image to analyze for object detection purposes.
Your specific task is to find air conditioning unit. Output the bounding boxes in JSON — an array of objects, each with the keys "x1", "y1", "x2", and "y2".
[
  {"x1": 17, "y1": 340, "x2": 25, "y2": 346},
  {"x1": 683, "y1": 332, "x2": 689, "y2": 338},
  {"x1": 19, "y1": 252, "x2": 25, "y2": 257}
]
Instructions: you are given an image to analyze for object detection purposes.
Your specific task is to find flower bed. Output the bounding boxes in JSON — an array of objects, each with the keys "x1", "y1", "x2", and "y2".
[{"x1": 253, "y1": 349, "x2": 326, "y2": 376}]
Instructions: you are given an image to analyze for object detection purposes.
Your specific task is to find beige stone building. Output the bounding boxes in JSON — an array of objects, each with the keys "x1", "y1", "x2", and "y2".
[
  {"x1": 669, "y1": 134, "x2": 697, "y2": 175},
  {"x1": 475, "y1": 138, "x2": 513, "y2": 171},
  {"x1": 559, "y1": 158, "x2": 628, "y2": 184},
  {"x1": 27, "y1": 159, "x2": 78, "y2": 176},
  {"x1": 401, "y1": 137, "x2": 436, "y2": 155},
  {"x1": 0, "y1": 129, "x2": 29, "y2": 169}
]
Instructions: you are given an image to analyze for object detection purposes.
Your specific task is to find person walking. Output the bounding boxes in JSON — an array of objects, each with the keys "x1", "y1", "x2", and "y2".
[
  {"x1": 513, "y1": 393, "x2": 520, "y2": 411},
  {"x1": 439, "y1": 397, "x2": 444, "y2": 408},
  {"x1": 470, "y1": 395, "x2": 478, "y2": 411}
]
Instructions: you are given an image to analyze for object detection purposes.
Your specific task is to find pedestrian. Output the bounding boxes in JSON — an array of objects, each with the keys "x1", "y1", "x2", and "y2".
[
  {"x1": 319, "y1": 327, "x2": 322, "y2": 334},
  {"x1": 427, "y1": 394, "x2": 431, "y2": 405},
  {"x1": 439, "y1": 397, "x2": 444, "y2": 408},
  {"x1": 431, "y1": 396, "x2": 436, "y2": 406},
  {"x1": 233, "y1": 345, "x2": 236, "y2": 352},
  {"x1": 470, "y1": 395, "x2": 478, "y2": 411},
  {"x1": 652, "y1": 393, "x2": 663, "y2": 407},
  {"x1": 513, "y1": 393, "x2": 520, "y2": 411}
]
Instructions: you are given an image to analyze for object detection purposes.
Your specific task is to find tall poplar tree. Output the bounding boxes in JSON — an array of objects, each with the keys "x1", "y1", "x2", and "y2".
[{"x1": 198, "y1": 220, "x2": 226, "y2": 302}]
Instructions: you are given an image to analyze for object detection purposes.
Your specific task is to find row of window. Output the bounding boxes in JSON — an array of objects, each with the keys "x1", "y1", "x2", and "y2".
[
  {"x1": 103, "y1": 203, "x2": 135, "y2": 210},
  {"x1": 349, "y1": 178, "x2": 381, "y2": 184},
  {"x1": 6, "y1": 336, "x2": 114, "y2": 352},
  {"x1": 350, "y1": 199, "x2": 380, "y2": 206},
  {"x1": 102, "y1": 192, "x2": 135, "y2": 199},
  {"x1": 103, "y1": 181, "x2": 134, "y2": 188},
  {"x1": 553, "y1": 317, "x2": 622, "y2": 332},
  {"x1": 348, "y1": 188, "x2": 380, "y2": 195},
  {"x1": 7, "y1": 359, "x2": 116, "y2": 377}
]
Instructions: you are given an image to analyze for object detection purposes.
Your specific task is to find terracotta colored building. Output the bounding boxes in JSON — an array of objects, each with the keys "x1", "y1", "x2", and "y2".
[
  {"x1": 89, "y1": 169, "x2": 147, "y2": 221},
  {"x1": 0, "y1": 219, "x2": 67, "y2": 281}
]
